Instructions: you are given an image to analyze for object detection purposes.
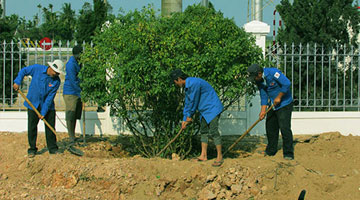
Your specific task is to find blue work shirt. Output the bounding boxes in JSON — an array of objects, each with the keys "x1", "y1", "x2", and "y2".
[
  {"x1": 63, "y1": 56, "x2": 81, "y2": 97},
  {"x1": 256, "y1": 68, "x2": 293, "y2": 110},
  {"x1": 14, "y1": 64, "x2": 60, "y2": 116},
  {"x1": 183, "y1": 77, "x2": 223, "y2": 124}
]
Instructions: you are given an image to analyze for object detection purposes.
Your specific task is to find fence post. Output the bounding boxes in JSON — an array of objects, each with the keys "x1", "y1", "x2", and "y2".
[
  {"x1": 244, "y1": 20, "x2": 270, "y2": 57},
  {"x1": 243, "y1": 20, "x2": 270, "y2": 134}
]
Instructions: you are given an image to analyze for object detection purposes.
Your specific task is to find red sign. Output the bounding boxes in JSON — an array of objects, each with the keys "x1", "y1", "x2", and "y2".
[{"x1": 39, "y1": 37, "x2": 52, "y2": 50}]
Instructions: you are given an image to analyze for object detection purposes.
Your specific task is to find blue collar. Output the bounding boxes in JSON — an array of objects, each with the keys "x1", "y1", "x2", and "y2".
[{"x1": 42, "y1": 66, "x2": 48, "y2": 74}]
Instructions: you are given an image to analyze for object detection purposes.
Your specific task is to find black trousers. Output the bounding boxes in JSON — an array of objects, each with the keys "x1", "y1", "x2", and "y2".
[
  {"x1": 27, "y1": 109, "x2": 58, "y2": 154},
  {"x1": 265, "y1": 103, "x2": 294, "y2": 158}
]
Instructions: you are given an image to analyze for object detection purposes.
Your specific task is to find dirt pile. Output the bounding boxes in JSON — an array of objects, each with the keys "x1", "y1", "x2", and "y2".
[{"x1": 0, "y1": 131, "x2": 359, "y2": 200}]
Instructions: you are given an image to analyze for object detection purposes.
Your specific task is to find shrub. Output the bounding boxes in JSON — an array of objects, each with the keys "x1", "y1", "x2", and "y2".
[{"x1": 80, "y1": 4, "x2": 264, "y2": 158}]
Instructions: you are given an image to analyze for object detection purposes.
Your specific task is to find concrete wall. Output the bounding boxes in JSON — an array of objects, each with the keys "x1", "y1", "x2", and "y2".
[
  {"x1": 291, "y1": 112, "x2": 360, "y2": 136},
  {"x1": 0, "y1": 109, "x2": 129, "y2": 136},
  {"x1": 1, "y1": 110, "x2": 359, "y2": 136},
  {"x1": 161, "y1": 0, "x2": 182, "y2": 17}
]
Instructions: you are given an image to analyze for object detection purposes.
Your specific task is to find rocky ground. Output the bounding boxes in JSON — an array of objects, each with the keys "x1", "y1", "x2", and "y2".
[{"x1": 0, "y1": 131, "x2": 359, "y2": 200}]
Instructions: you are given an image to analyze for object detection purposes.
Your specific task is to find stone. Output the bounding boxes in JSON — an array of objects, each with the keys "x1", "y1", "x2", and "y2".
[
  {"x1": 184, "y1": 177, "x2": 192, "y2": 183},
  {"x1": 231, "y1": 184, "x2": 242, "y2": 194},
  {"x1": 228, "y1": 168, "x2": 236, "y2": 174},
  {"x1": 223, "y1": 179, "x2": 233, "y2": 187},
  {"x1": 198, "y1": 188, "x2": 216, "y2": 200},
  {"x1": 183, "y1": 188, "x2": 196, "y2": 197},
  {"x1": 250, "y1": 187, "x2": 260, "y2": 196},
  {"x1": 1, "y1": 174, "x2": 8, "y2": 180},
  {"x1": 0, "y1": 189, "x2": 7, "y2": 195},
  {"x1": 225, "y1": 190, "x2": 233, "y2": 199},
  {"x1": 206, "y1": 174, "x2": 217, "y2": 183},
  {"x1": 21, "y1": 193, "x2": 29, "y2": 198},
  {"x1": 171, "y1": 153, "x2": 180, "y2": 161},
  {"x1": 261, "y1": 185, "x2": 267, "y2": 191},
  {"x1": 209, "y1": 182, "x2": 221, "y2": 193}
]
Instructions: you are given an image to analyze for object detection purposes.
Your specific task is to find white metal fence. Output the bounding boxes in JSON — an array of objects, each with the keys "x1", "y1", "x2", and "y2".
[
  {"x1": 0, "y1": 40, "x2": 96, "y2": 111},
  {"x1": 2, "y1": 40, "x2": 360, "y2": 112},
  {"x1": 266, "y1": 43, "x2": 360, "y2": 111}
]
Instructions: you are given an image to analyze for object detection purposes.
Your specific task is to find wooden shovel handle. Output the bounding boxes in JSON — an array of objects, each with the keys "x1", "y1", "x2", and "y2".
[
  {"x1": 224, "y1": 104, "x2": 275, "y2": 156},
  {"x1": 82, "y1": 102, "x2": 86, "y2": 143},
  {"x1": 156, "y1": 128, "x2": 183, "y2": 157},
  {"x1": 18, "y1": 90, "x2": 57, "y2": 135}
]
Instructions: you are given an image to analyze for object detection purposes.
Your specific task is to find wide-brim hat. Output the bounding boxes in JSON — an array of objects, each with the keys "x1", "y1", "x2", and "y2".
[{"x1": 48, "y1": 59, "x2": 64, "y2": 74}]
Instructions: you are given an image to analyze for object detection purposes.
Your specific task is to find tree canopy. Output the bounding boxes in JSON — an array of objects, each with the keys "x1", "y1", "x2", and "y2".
[
  {"x1": 0, "y1": 14, "x2": 24, "y2": 104},
  {"x1": 79, "y1": 4, "x2": 264, "y2": 158},
  {"x1": 276, "y1": 0, "x2": 360, "y2": 47},
  {"x1": 1, "y1": 0, "x2": 113, "y2": 43},
  {"x1": 75, "y1": 0, "x2": 112, "y2": 42}
]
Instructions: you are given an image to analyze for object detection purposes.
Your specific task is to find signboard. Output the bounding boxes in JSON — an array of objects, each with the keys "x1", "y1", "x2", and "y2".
[{"x1": 39, "y1": 37, "x2": 52, "y2": 50}]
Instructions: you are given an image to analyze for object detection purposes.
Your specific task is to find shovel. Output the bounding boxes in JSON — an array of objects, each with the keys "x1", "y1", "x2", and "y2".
[
  {"x1": 156, "y1": 128, "x2": 183, "y2": 157},
  {"x1": 82, "y1": 102, "x2": 86, "y2": 145},
  {"x1": 223, "y1": 104, "x2": 274, "y2": 156},
  {"x1": 18, "y1": 90, "x2": 84, "y2": 156}
]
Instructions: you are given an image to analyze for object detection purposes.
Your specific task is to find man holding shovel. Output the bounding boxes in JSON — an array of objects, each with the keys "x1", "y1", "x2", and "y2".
[
  {"x1": 63, "y1": 45, "x2": 83, "y2": 144},
  {"x1": 170, "y1": 69, "x2": 224, "y2": 167},
  {"x1": 247, "y1": 64, "x2": 294, "y2": 160},
  {"x1": 13, "y1": 59, "x2": 64, "y2": 158}
]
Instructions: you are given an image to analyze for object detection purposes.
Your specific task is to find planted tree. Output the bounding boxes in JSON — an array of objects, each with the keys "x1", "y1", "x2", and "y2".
[
  {"x1": 276, "y1": 0, "x2": 360, "y2": 47},
  {"x1": 80, "y1": 4, "x2": 263, "y2": 158}
]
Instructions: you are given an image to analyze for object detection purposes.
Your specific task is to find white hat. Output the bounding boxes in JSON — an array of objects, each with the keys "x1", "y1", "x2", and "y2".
[{"x1": 48, "y1": 59, "x2": 64, "y2": 74}]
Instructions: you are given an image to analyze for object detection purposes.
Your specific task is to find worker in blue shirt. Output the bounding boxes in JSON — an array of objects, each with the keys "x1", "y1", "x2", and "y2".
[
  {"x1": 170, "y1": 69, "x2": 224, "y2": 167},
  {"x1": 247, "y1": 64, "x2": 294, "y2": 160},
  {"x1": 63, "y1": 45, "x2": 83, "y2": 144},
  {"x1": 13, "y1": 59, "x2": 64, "y2": 158}
]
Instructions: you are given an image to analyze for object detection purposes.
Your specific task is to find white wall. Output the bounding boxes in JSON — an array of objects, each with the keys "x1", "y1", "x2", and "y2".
[
  {"x1": 0, "y1": 109, "x2": 130, "y2": 136},
  {"x1": 292, "y1": 112, "x2": 360, "y2": 136},
  {"x1": 1, "y1": 110, "x2": 359, "y2": 136}
]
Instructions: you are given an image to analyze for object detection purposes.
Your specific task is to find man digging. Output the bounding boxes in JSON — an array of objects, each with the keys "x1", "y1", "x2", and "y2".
[
  {"x1": 247, "y1": 64, "x2": 294, "y2": 160},
  {"x1": 170, "y1": 69, "x2": 224, "y2": 167},
  {"x1": 13, "y1": 59, "x2": 64, "y2": 157}
]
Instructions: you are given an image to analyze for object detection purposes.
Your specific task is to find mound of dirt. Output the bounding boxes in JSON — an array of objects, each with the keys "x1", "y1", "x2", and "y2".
[{"x1": 0, "y1": 131, "x2": 359, "y2": 200}]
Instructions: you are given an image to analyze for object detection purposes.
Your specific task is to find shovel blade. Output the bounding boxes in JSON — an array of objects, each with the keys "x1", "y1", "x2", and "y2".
[{"x1": 67, "y1": 145, "x2": 84, "y2": 156}]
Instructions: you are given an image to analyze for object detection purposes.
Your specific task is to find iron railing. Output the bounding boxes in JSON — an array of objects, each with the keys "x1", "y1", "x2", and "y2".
[
  {"x1": 266, "y1": 43, "x2": 360, "y2": 111},
  {"x1": 0, "y1": 40, "x2": 97, "y2": 111},
  {"x1": 2, "y1": 40, "x2": 360, "y2": 112}
]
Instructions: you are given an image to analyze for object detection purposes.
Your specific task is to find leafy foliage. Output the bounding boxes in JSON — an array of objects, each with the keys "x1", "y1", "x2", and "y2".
[
  {"x1": 75, "y1": 0, "x2": 113, "y2": 42},
  {"x1": 0, "y1": 15, "x2": 25, "y2": 105},
  {"x1": 79, "y1": 5, "x2": 263, "y2": 158},
  {"x1": 276, "y1": 0, "x2": 360, "y2": 47},
  {"x1": 58, "y1": 3, "x2": 77, "y2": 41}
]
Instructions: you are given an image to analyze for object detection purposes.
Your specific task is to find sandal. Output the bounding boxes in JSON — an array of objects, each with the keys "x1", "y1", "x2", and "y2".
[
  {"x1": 193, "y1": 157, "x2": 207, "y2": 162},
  {"x1": 212, "y1": 159, "x2": 224, "y2": 167}
]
